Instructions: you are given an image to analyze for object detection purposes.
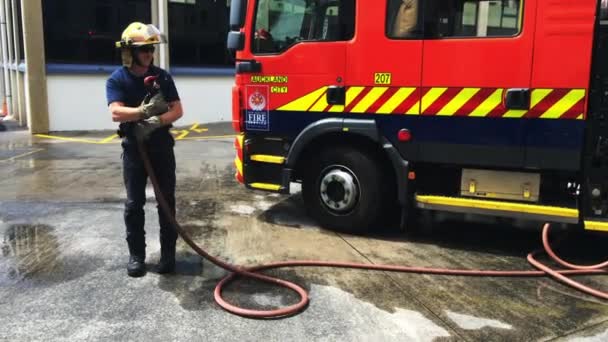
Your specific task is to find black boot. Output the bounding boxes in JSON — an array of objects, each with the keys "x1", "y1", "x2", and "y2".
[
  {"x1": 157, "y1": 242, "x2": 175, "y2": 274},
  {"x1": 127, "y1": 255, "x2": 146, "y2": 277},
  {"x1": 126, "y1": 239, "x2": 146, "y2": 277}
]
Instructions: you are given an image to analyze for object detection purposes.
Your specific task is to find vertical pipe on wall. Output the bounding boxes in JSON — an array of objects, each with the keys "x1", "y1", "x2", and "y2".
[
  {"x1": 5, "y1": 0, "x2": 16, "y2": 120},
  {"x1": 10, "y1": 0, "x2": 22, "y2": 122},
  {"x1": 0, "y1": 0, "x2": 13, "y2": 118},
  {"x1": 151, "y1": 0, "x2": 160, "y2": 64},
  {"x1": 158, "y1": 0, "x2": 170, "y2": 70}
]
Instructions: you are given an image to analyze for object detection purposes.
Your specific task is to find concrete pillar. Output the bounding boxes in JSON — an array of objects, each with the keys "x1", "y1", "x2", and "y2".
[
  {"x1": 151, "y1": 0, "x2": 160, "y2": 64},
  {"x1": 21, "y1": 0, "x2": 48, "y2": 133},
  {"x1": 0, "y1": 0, "x2": 13, "y2": 117},
  {"x1": 158, "y1": 0, "x2": 170, "y2": 70},
  {"x1": 10, "y1": 0, "x2": 22, "y2": 122}
]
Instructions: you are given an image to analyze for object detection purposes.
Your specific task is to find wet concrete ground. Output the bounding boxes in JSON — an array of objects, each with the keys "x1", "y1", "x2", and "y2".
[{"x1": 0, "y1": 121, "x2": 607, "y2": 341}]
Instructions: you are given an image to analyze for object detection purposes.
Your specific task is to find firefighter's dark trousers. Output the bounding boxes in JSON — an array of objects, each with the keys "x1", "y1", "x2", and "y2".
[{"x1": 121, "y1": 134, "x2": 176, "y2": 259}]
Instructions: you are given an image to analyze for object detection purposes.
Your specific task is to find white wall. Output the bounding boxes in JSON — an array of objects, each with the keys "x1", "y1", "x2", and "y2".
[{"x1": 46, "y1": 74, "x2": 233, "y2": 131}]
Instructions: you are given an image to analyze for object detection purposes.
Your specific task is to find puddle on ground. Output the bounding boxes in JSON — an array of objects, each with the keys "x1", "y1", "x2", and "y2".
[
  {"x1": 0, "y1": 224, "x2": 60, "y2": 285},
  {"x1": 446, "y1": 310, "x2": 513, "y2": 330}
]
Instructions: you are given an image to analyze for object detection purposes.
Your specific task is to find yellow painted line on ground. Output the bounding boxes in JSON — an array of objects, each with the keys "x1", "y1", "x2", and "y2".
[
  {"x1": 35, "y1": 134, "x2": 102, "y2": 144},
  {"x1": 189, "y1": 123, "x2": 209, "y2": 133},
  {"x1": 178, "y1": 134, "x2": 236, "y2": 140},
  {"x1": 99, "y1": 134, "x2": 118, "y2": 144},
  {"x1": 35, "y1": 131, "x2": 234, "y2": 144},
  {"x1": 0, "y1": 148, "x2": 45, "y2": 162},
  {"x1": 171, "y1": 130, "x2": 190, "y2": 140}
]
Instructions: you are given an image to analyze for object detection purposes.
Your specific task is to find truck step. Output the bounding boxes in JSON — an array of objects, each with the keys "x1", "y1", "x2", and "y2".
[
  {"x1": 415, "y1": 195, "x2": 579, "y2": 224},
  {"x1": 250, "y1": 154, "x2": 285, "y2": 164},
  {"x1": 248, "y1": 182, "x2": 282, "y2": 191},
  {"x1": 584, "y1": 220, "x2": 608, "y2": 232}
]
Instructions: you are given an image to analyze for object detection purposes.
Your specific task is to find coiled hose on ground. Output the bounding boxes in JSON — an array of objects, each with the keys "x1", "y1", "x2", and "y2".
[{"x1": 138, "y1": 140, "x2": 607, "y2": 319}]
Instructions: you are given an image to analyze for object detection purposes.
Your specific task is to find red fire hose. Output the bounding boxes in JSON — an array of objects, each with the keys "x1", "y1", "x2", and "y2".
[{"x1": 138, "y1": 141, "x2": 607, "y2": 319}]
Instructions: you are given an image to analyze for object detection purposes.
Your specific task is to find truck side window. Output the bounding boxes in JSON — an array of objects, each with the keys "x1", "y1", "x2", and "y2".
[
  {"x1": 386, "y1": 0, "x2": 422, "y2": 39},
  {"x1": 424, "y1": 0, "x2": 523, "y2": 38},
  {"x1": 252, "y1": 0, "x2": 355, "y2": 54}
]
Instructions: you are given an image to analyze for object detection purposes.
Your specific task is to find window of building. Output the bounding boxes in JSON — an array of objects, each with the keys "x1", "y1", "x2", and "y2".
[
  {"x1": 252, "y1": 0, "x2": 355, "y2": 54},
  {"x1": 386, "y1": 0, "x2": 522, "y2": 39},
  {"x1": 168, "y1": 0, "x2": 232, "y2": 67},
  {"x1": 42, "y1": 0, "x2": 151, "y2": 65}
]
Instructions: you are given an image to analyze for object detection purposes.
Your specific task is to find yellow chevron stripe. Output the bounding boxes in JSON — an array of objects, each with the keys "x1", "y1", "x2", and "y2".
[
  {"x1": 540, "y1": 89, "x2": 586, "y2": 119},
  {"x1": 328, "y1": 87, "x2": 365, "y2": 112},
  {"x1": 419, "y1": 88, "x2": 448, "y2": 114},
  {"x1": 531, "y1": 89, "x2": 554, "y2": 108},
  {"x1": 470, "y1": 89, "x2": 503, "y2": 117},
  {"x1": 234, "y1": 157, "x2": 243, "y2": 175},
  {"x1": 376, "y1": 87, "x2": 416, "y2": 114},
  {"x1": 236, "y1": 134, "x2": 244, "y2": 149},
  {"x1": 577, "y1": 114, "x2": 584, "y2": 120},
  {"x1": 503, "y1": 89, "x2": 553, "y2": 118},
  {"x1": 278, "y1": 87, "x2": 327, "y2": 111},
  {"x1": 502, "y1": 109, "x2": 527, "y2": 118},
  {"x1": 309, "y1": 91, "x2": 332, "y2": 112},
  {"x1": 438, "y1": 88, "x2": 480, "y2": 116},
  {"x1": 406, "y1": 102, "x2": 420, "y2": 115},
  {"x1": 352, "y1": 87, "x2": 388, "y2": 113}
]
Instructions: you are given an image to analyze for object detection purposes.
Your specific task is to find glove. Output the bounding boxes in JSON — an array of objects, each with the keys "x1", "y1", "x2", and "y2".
[
  {"x1": 134, "y1": 116, "x2": 163, "y2": 141},
  {"x1": 139, "y1": 93, "x2": 169, "y2": 119}
]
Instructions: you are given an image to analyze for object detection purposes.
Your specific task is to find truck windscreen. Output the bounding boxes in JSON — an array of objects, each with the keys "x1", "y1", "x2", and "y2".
[{"x1": 252, "y1": 0, "x2": 354, "y2": 54}]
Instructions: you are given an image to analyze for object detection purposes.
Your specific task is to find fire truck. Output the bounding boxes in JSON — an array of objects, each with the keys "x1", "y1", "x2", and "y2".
[{"x1": 227, "y1": 0, "x2": 608, "y2": 234}]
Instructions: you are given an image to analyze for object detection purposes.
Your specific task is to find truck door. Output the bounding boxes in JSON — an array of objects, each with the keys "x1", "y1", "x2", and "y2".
[
  {"x1": 418, "y1": 0, "x2": 534, "y2": 167},
  {"x1": 238, "y1": 0, "x2": 355, "y2": 136},
  {"x1": 582, "y1": 0, "x2": 608, "y2": 231},
  {"x1": 344, "y1": 0, "x2": 423, "y2": 149}
]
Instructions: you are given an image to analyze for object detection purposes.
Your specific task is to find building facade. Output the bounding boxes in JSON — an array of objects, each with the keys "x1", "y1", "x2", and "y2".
[{"x1": 0, "y1": 0, "x2": 234, "y2": 132}]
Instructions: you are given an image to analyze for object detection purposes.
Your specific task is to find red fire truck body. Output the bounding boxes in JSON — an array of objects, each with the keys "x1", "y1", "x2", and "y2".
[{"x1": 228, "y1": 0, "x2": 608, "y2": 234}]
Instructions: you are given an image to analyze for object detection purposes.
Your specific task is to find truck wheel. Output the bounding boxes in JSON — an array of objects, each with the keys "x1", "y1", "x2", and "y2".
[{"x1": 302, "y1": 146, "x2": 389, "y2": 233}]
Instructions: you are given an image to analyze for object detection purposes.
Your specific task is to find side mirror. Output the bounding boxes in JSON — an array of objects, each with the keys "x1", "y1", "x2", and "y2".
[
  {"x1": 227, "y1": 31, "x2": 245, "y2": 52},
  {"x1": 230, "y1": 0, "x2": 248, "y2": 31}
]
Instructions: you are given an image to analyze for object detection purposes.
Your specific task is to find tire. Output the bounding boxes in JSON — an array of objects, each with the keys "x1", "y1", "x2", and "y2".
[{"x1": 302, "y1": 145, "x2": 390, "y2": 233}]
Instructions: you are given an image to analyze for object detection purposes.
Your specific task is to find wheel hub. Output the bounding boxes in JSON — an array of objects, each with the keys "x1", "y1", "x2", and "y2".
[{"x1": 320, "y1": 169, "x2": 358, "y2": 212}]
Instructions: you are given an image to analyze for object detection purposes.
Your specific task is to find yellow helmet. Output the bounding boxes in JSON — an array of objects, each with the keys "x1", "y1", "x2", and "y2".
[
  {"x1": 116, "y1": 22, "x2": 164, "y2": 67},
  {"x1": 115, "y1": 22, "x2": 163, "y2": 48}
]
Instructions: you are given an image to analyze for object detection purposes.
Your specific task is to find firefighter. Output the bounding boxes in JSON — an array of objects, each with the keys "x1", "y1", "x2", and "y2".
[
  {"x1": 391, "y1": 0, "x2": 418, "y2": 37},
  {"x1": 106, "y1": 22, "x2": 183, "y2": 277}
]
